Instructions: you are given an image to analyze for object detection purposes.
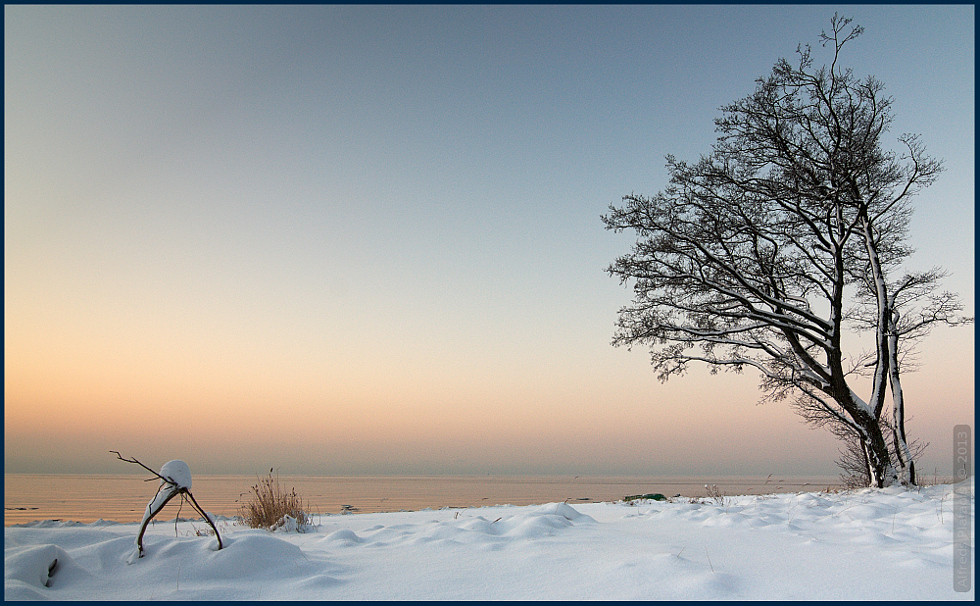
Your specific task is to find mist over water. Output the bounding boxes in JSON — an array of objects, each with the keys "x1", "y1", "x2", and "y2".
[{"x1": 4, "y1": 473, "x2": 843, "y2": 526}]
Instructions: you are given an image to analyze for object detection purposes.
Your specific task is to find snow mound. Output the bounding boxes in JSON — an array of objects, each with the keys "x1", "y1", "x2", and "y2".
[
  {"x1": 316, "y1": 502, "x2": 594, "y2": 548},
  {"x1": 322, "y1": 529, "x2": 364, "y2": 546},
  {"x1": 486, "y1": 502, "x2": 595, "y2": 539},
  {"x1": 530, "y1": 501, "x2": 595, "y2": 521},
  {"x1": 203, "y1": 534, "x2": 316, "y2": 580},
  {"x1": 14, "y1": 520, "x2": 90, "y2": 529},
  {"x1": 4, "y1": 543, "x2": 91, "y2": 600}
]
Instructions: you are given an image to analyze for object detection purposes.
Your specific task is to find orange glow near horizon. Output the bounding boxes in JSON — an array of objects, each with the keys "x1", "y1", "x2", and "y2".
[{"x1": 7, "y1": 323, "x2": 973, "y2": 477}]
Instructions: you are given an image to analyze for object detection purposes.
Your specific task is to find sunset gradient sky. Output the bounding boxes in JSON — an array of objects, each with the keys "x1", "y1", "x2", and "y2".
[{"x1": 5, "y1": 5, "x2": 974, "y2": 477}]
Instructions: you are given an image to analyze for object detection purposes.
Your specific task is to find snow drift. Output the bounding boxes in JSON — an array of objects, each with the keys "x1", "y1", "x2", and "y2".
[{"x1": 4, "y1": 481, "x2": 973, "y2": 600}]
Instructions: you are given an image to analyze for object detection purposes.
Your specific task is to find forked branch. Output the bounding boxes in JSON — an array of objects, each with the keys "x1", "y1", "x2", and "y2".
[{"x1": 111, "y1": 451, "x2": 224, "y2": 557}]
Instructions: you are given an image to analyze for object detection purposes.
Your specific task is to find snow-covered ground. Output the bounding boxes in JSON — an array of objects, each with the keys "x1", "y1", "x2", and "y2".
[{"x1": 5, "y1": 480, "x2": 973, "y2": 600}]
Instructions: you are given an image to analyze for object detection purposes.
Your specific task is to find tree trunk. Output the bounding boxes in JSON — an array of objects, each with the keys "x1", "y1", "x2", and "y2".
[
  {"x1": 858, "y1": 415, "x2": 897, "y2": 488},
  {"x1": 887, "y1": 317, "x2": 916, "y2": 486}
]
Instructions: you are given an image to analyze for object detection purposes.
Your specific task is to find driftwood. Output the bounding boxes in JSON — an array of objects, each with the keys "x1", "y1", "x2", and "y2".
[{"x1": 110, "y1": 451, "x2": 223, "y2": 557}]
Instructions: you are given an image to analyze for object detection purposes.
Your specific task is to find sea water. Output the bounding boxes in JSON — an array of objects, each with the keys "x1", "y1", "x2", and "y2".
[{"x1": 4, "y1": 473, "x2": 841, "y2": 526}]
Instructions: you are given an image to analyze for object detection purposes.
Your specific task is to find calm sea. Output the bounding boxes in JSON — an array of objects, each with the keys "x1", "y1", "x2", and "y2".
[{"x1": 4, "y1": 473, "x2": 842, "y2": 526}]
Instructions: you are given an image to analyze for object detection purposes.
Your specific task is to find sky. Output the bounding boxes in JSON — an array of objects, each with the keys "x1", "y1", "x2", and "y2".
[{"x1": 4, "y1": 4, "x2": 974, "y2": 478}]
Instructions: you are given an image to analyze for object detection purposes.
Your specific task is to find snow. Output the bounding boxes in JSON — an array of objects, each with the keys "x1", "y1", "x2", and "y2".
[
  {"x1": 158, "y1": 460, "x2": 192, "y2": 490},
  {"x1": 4, "y1": 481, "x2": 973, "y2": 600}
]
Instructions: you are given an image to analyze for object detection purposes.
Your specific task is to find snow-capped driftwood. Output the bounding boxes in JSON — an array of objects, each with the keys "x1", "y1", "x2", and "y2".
[{"x1": 110, "y1": 451, "x2": 223, "y2": 558}]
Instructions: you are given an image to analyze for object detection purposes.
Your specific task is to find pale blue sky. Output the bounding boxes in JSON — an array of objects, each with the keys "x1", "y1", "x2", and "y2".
[{"x1": 5, "y1": 5, "x2": 974, "y2": 477}]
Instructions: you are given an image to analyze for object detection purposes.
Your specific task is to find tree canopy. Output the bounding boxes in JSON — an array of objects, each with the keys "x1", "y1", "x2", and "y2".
[{"x1": 602, "y1": 15, "x2": 970, "y2": 487}]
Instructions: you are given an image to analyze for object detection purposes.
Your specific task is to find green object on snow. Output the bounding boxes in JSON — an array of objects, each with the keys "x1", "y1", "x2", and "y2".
[{"x1": 624, "y1": 493, "x2": 667, "y2": 502}]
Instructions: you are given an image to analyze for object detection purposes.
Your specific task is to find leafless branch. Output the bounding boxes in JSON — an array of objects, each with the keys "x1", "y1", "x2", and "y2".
[{"x1": 111, "y1": 451, "x2": 223, "y2": 557}]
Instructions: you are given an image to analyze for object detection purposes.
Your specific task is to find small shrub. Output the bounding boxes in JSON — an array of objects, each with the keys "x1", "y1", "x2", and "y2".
[
  {"x1": 701, "y1": 484, "x2": 731, "y2": 508},
  {"x1": 238, "y1": 470, "x2": 310, "y2": 530},
  {"x1": 704, "y1": 484, "x2": 723, "y2": 503}
]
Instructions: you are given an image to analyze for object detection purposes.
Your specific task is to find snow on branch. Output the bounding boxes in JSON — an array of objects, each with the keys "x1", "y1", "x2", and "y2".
[{"x1": 111, "y1": 451, "x2": 223, "y2": 559}]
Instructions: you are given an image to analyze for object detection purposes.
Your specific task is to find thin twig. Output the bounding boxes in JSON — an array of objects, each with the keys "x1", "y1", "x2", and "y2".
[
  {"x1": 183, "y1": 491, "x2": 223, "y2": 549},
  {"x1": 174, "y1": 495, "x2": 184, "y2": 537},
  {"x1": 109, "y1": 451, "x2": 172, "y2": 485}
]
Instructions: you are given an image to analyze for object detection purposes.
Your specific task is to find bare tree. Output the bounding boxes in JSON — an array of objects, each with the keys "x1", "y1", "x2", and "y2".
[
  {"x1": 601, "y1": 15, "x2": 963, "y2": 487},
  {"x1": 848, "y1": 268, "x2": 972, "y2": 484}
]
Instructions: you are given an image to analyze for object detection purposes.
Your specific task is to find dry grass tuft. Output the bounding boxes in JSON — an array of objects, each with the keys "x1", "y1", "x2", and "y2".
[{"x1": 238, "y1": 469, "x2": 310, "y2": 530}]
